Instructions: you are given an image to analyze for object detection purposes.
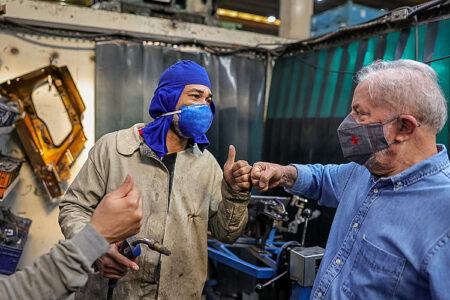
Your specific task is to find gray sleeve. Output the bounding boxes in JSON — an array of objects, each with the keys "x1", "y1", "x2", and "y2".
[{"x1": 0, "y1": 224, "x2": 109, "y2": 300}]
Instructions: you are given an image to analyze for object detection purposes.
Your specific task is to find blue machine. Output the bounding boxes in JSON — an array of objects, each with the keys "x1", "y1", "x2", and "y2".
[{"x1": 206, "y1": 196, "x2": 324, "y2": 300}]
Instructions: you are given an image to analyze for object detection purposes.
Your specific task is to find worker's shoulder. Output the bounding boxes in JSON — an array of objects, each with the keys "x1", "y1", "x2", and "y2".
[
  {"x1": 201, "y1": 148, "x2": 214, "y2": 158},
  {"x1": 91, "y1": 124, "x2": 144, "y2": 157},
  {"x1": 191, "y1": 148, "x2": 222, "y2": 171},
  {"x1": 89, "y1": 131, "x2": 118, "y2": 156},
  {"x1": 200, "y1": 148, "x2": 220, "y2": 164}
]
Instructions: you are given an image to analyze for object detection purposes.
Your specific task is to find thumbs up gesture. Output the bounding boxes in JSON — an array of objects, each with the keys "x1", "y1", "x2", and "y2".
[
  {"x1": 90, "y1": 174, "x2": 143, "y2": 244},
  {"x1": 223, "y1": 145, "x2": 252, "y2": 192}
]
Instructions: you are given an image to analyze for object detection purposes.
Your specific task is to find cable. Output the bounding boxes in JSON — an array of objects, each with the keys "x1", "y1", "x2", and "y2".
[
  {"x1": 407, "y1": 0, "x2": 447, "y2": 18},
  {"x1": 424, "y1": 54, "x2": 450, "y2": 64},
  {"x1": 1, "y1": 18, "x2": 112, "y2": 39},
  {"x1": 414, "y1": 15, "x2": 419, "y2": 61},
  {"x1": 9, "y1": 31, "x2": 95, "y2": 50},
  {"x1": 296, "y1": 55, "x2": 355, "y2": 75}
]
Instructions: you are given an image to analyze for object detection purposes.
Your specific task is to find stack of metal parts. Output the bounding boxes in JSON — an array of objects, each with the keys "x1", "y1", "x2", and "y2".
[{"x1": 0, "y1": 155, "x2": 23, "y2": 201}]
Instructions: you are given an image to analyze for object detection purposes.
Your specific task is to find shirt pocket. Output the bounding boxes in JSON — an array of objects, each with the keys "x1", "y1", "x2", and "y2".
[{"x1": 341, "y1": 235, "x2": 405, "y2": 300}]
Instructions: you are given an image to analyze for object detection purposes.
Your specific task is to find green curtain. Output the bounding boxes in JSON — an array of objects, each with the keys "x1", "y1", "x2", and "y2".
[{"x1": 264, "y1": 18, "x2": 450, "y2": 165}]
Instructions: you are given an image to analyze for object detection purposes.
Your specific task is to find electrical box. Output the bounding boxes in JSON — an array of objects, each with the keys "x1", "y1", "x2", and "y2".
[{"x1": 289, "y1": 246, "x2": 325, "y2": 287}]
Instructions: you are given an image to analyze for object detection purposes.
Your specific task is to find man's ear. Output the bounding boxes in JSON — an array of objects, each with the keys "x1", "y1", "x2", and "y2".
[{"x1": 394, "y1": 115, "x2": 419, "y2": 142}]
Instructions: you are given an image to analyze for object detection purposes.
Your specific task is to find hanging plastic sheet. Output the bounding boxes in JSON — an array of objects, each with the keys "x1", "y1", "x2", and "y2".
[{"x1": 95, "y1": 41, "x2": 266, "y2": 166}]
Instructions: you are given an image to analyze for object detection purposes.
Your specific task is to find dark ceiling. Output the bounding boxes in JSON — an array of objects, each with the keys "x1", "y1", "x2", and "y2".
[{"x1": 219, "y1": 0, "x2": 431, "y2": 17}]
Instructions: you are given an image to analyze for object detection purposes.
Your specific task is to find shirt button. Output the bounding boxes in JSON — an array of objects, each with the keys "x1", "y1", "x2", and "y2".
[
  {"x1": 318, "y1": 291, "x2": 323, "y2": 298},
  {"x1": 373, "y1": 188, "x2": 379, "y2": 194},
  {"x1": 336, "y1": 259, "x2": 342, "y2": 265},
  {"x1": 397, "y1": 181, "x2": 403, "y2": 186},
  {"x1": 353, "y1": 222, "x2": 359, "y2": 228}
]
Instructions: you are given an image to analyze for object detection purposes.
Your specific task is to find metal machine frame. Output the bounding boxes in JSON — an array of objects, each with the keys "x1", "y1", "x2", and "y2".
[{"x1": 207, "y1": 195, "x2": 324, "y2": 300}]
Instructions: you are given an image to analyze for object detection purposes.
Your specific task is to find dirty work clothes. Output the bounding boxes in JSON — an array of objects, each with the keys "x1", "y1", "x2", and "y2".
[
  {"x1": 287, "y1": 145, "x2": 450, "y2": 300},
  {"x1": 0, "y1": 224, "x2": 109, "y2": 300},
  {"x1": 58, "y1": 124, "x2": 250, "y2": 300}
]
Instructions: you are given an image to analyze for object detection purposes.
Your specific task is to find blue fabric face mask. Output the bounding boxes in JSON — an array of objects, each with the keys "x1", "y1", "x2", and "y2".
[{"x1": 158, "y1": 104, "x2": 213, "y2": 138}]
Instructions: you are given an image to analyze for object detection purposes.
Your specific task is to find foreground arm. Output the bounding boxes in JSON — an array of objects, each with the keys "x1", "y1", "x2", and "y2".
[
  {"x1": 0, "y1": 174, "x2": 142, "y2": 300},
  {"x1": 0, "y1": 224, "x2": 109, "y2": 300}
]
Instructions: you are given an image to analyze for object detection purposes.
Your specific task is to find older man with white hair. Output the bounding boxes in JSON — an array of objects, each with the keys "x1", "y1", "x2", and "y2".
[{"x1": 251, "y1": 59, "x2": 450, "y2": 299}]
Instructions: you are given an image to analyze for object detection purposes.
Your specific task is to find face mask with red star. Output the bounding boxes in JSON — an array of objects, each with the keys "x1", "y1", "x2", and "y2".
[{"x1": 337, "y1": 114, "x2": 398, "y2": 165}]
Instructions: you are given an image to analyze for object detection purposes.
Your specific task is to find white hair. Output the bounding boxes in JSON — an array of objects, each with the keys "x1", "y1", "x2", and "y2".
[{"x1": 356, "y1": 59, "x2": 447, "y2": 132}]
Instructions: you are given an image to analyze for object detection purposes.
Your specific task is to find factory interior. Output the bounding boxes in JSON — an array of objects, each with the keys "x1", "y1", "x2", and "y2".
[{"x1": 0, "y1": 0, "x2": 449, "y2": 299}]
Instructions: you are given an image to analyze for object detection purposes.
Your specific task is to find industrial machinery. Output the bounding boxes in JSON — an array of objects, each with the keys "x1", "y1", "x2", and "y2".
[
  {"x1": 206, "y1": 195, "x2": 324, "y2": 300},
  {"x1": 92, "y1": 0, "x2": 220, "y2": 26}
]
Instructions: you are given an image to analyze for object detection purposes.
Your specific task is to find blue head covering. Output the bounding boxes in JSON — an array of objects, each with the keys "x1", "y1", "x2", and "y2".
[{"x1": 141, "y1": 60, "x2": 215, "y2": 158}]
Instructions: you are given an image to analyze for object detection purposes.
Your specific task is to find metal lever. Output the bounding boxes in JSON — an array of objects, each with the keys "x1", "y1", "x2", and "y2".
[
  {"x1": 255, "y1": 270, "x2": 289, "y2": 293},
  {"x1": 300, "y1": 208, "x2": 312, "y2": 247}
]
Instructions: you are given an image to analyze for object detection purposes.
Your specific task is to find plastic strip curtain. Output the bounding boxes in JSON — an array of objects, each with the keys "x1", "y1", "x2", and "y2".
[
  {"x1": 94, "y1": 41, "x2": 266, "y2": 166},
  {"x1": 264, "y1": 18, "x2": 450, "y2": 165}
]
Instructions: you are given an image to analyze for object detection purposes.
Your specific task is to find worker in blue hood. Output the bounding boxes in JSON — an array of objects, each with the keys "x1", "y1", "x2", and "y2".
[
  {"x1": 141, "y1": 60, "x2": 215, "y2": 157},
  {"x1": 59, "y1": 60, "x2": 252, "y2": 300}
]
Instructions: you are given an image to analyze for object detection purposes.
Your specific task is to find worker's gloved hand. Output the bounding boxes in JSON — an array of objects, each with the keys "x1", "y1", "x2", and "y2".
[
  {"x1": 95, "y1": 242, "x2": 139, "y2": 279},
  {"x1": 251, "y1": 162, "x2": 297, "y2": 192},
  {"x1": 224, "y1": 145, "x2": 252, "y2": 192},
  {"x1": 90, "y1": 174, "x2": 143, "y2": 244}
]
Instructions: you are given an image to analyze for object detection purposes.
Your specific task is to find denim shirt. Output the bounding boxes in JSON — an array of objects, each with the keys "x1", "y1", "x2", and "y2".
[{"x1": 286, "y1": 145, "x2": 450, "y2": 300}]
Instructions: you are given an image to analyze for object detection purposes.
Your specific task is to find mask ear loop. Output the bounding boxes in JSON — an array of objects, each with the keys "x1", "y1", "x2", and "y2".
[
  {"x1": 156, "y1": 110, "x2": 182, "y2": 119},
  {"x1": 384, "y1": 115, "x2": 422, "y2": 146},
  {"x1": 376, "y1": 115, "x2": 401, "y2": 147},
  {"x1": 381, "y1": 115, "x2": 401, "y2": 126},
  {"x1": 384, "y1": 114, "x2": 422, "y2": 127},
  {"x1": 155, "y1": 104, "x2": 210, "y2": 119}
]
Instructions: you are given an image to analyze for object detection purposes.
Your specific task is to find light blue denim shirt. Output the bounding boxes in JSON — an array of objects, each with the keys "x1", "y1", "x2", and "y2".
[{"x1": 286, "y1": 145, "x2": 450, "y2": 300}]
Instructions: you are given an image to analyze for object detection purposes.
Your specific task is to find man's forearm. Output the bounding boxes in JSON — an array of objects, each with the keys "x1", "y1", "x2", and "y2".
[
  {"x1": 0, "y1": 224, "x2": 109, "y2": 300},
  {"x1": 209, "y1": 179, "x2": 249, "y2": 244},
  {"x1": 280, "y1": 165, "x2": 298, "y2": 189}
]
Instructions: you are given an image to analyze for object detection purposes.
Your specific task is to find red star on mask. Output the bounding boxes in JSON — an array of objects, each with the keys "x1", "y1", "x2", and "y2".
[{"x1": 350, "y1": 135, "x2": 359, "y2": 145}]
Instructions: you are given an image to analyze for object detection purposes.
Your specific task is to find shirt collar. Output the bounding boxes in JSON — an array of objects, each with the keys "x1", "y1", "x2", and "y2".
[
  {"x1": 116, "y1": 124, "x2": 145, "y2": 155},
  {"x1": 383, "y1": 144, "x2": 449, "y2": 189}
]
